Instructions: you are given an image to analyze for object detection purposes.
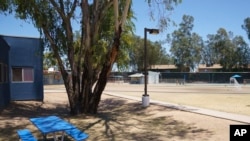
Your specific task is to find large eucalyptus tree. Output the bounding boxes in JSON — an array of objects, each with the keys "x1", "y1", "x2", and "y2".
[
  {"x1": 204, "y1": 28, "x2": 250, "y2": 71},
  {"x1": 2, "y1": 0, "x2": 180, "y2": 115},
  {"x1": 170, "y1": 15, "x2": 203, "y2": 72},
  {"x1": 242, "y1": 17, "x2": 250, "y2": 40}
]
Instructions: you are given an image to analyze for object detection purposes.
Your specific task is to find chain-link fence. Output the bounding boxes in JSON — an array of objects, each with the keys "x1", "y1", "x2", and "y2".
[
  {"x1": 43, "y1": 71, "x2": 250, "y2": 85},
  {"x1": 159, "y1": 72, "x2": 250, "y2": 84},
  {"x1": 43, "y1": 72, "x2": 64, "y2": 85}
]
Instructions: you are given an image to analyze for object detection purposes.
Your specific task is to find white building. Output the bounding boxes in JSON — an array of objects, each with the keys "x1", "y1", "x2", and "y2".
[{"x1": 129, "y1": 71, "x2": 160, "y2": 84}]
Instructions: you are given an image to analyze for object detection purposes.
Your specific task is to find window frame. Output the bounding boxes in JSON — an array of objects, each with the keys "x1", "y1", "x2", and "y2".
[{"x1": 12, "y1": 67, "x2": 34, "y2": 83}]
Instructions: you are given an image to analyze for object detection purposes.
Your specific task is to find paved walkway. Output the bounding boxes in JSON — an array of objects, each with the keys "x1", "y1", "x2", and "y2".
[{"x1": 104, "y1": 92, "x2": 250, "y2": 124}]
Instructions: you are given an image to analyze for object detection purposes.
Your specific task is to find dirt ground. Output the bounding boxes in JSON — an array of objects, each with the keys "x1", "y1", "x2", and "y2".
[
  {"x1": 104, "y1": 83, "x2": 250, "y2": 116},
  {"x1": 0, "y1": 84, "x2": 248, "y2": 141}
]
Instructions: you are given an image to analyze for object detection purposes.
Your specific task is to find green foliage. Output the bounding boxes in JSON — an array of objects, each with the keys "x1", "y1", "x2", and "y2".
[
  {"x1": 232, "y1": 36, "x2": 250, "y2": 69},
  {"x1": 146, "y1": 0, "x2": 182, "y2": 31},
  {"x1": 2, "y1": 0, "x2": 186, "y2": 114},
  {"x1": 242, "y1": 17, "x2": 250, "y2": 40},
  {"x1": 43, "y1": 52, "x2": 56, "y2": 70},
  {"x1": 129, "y1": 35, "x2": 171, "y2": 71},
  {"x1": 0, "y1": 0, "x2": 11, "y2": 13},
  {"x1": 204, "y1": 28, "x2": 250, "y2": 71},
  {"x1": 170, "y1": 15, "x2": 203, "y2": 72}
]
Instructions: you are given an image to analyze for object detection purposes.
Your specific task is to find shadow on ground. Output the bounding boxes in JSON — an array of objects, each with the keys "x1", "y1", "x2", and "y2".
[
  {"x1": 68, "y1": 98, "x2": 213, "y2": 141},
  {"x1": 1, "y1": 101, "x2": 69, "y2": 117},
  {"x1": 0, "y1": 97, "x2": 213, "y2": 141},
  {"x1": 0, "y1": 101, "x2": 69, "y2": 140}
]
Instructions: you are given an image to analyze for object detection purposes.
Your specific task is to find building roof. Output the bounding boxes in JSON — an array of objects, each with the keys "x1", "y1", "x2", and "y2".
[
  {"x1": 151, "y1": 64, "x2": 223, "y2": 70},
  {"x1": 128, "y1": 73, "x2": 144, "y2": 77},
  {"x1": 151, "y1": 65, "x2": 177, "y2": 70},
  {"x1": 198, "y1": 64, "x2": 222, "y2": 69},
  {"x1": 0, "y1": 34, "x2": 40, "y2": 39}
]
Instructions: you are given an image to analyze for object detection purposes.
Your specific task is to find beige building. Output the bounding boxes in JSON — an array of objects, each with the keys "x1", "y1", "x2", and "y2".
[
  {"x1": 198, "y1": 64, "x2": 222, "y2": 72},
  {"x1": 150, "y1": 64, "x2": 223, "y2": 72}
]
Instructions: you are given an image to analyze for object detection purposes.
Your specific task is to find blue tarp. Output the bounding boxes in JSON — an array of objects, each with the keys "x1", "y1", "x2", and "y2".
[{"x1": 231, "y1": 74, "x2": 241, "y2": 78}]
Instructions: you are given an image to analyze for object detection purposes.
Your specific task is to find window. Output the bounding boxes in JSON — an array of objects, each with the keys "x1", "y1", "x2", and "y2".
[
  {"x1": 12, "y1": 67, "x2": 34, "y2": 82},
  {"x1": 23, "y1": 68, "x2": 33, "y2": 81}
]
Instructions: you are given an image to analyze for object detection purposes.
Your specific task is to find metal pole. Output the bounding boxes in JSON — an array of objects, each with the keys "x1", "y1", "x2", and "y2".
[
  {"x1": 142, "y1": 28, "x2": 159, "y2": 107},
  {"x1": 144, "y1": 28, "x2": 148, "y2": 96}
]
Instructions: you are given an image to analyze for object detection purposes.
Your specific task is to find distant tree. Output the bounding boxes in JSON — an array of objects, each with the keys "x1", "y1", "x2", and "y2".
[
  {"x1": 242, "y1": 17, "x2": 250, "y2": 40},
  {"x1": 202, "y1": 34, "x2": 215, "y2": 66},
  {"x1": 129, "y1": 36, "x2": 172, "y2": 71},
  {"x1": 189, "y1": 33, "x2": 203, "y2": 71},
  {"x1": 146, "y1": 41, "x2": 172, "y2": 69},
  {"x1": 150, "y1": 41, "x2": 173, "y2": 65},
  {"x1": 232, "y1": 36, "x2": 250, "y2": 70},
  {"x1": 206, "y1": 28, "x2": 235, "y2": 71},
  {"x1": 129, "y1": 36, "x2": 143, "y2": 71},
  {"x1": 170, "y1": 15, "x2": 203, "y2": 72},
  {"x1": 205, "y1": 28, "x2": 250, "y2": 71},
  {"x1": 43, "y1": 52, "x2": 57, "y2": 70},
  {"x1": 4, "y1": 0, "x2": 181, "y2": 115}
]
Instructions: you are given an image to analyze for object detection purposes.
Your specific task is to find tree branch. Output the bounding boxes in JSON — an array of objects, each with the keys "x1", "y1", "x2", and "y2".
[
  {"x1": 49, "y1": 0, "x2": 67, "y2": 21},
  {"x1": 120, "y1": 0, "x2": 131, "y2": 28},
  {"x1": 113, "y1": 0, "x2": 119, "y2": 31}
]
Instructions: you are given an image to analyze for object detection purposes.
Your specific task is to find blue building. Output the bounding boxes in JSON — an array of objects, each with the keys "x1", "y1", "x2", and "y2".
[
  {"x1": 0, "y1": 35, "x2": 43, "y2": 108},
  {"x1": 0, "y1": 36, "x2": 10, "y2": 107}
]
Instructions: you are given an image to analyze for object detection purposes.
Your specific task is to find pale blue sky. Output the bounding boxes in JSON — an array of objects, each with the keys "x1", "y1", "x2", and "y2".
[
  {"x1": 0, "y1": 0, "x2": 249, "y2": 51},
  {"x1": 133, "y1": 0, "x2": 250, "y2": 43}
]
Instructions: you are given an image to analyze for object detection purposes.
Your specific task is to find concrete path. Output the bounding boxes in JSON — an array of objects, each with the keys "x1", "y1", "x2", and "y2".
[{"x1": 104, "y1": 92, "x2": 250, "y2": 124}]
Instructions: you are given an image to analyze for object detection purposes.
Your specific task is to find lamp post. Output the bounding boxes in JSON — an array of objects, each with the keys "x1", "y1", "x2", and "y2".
[{"x1": 142, "y1": 28, "x2": 159, "y2": 107}]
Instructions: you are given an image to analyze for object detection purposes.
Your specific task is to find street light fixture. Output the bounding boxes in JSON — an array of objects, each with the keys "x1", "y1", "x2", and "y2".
[{"x1": 142, "y1": 28, "x2": 159, "y2": 107}]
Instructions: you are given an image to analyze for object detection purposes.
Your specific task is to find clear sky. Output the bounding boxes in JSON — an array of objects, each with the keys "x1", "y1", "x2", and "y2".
[
  {"x1": 0, "y1": 0, "x2": 249, "y2": 51},
  {"x1": 132, "y1": 0, "x2": 250, "y2": 47}
]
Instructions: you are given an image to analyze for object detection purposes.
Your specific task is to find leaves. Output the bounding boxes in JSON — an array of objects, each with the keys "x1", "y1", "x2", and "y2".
[
  {"x1": 242, "y1": 17, "x2": 250, "y2": 40},
  {"x1": 170, "y1": 15, "x2": 202, "y2": 72},
  {"x1": 129, "y1": 36, "x2": 171, "y2": 71},
  {"x1": 204, "y1": 28, "x2": 250, "y2": 71}
]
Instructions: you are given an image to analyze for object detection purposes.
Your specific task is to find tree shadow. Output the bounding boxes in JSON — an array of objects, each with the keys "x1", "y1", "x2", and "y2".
[
  {"x1": 0, "y1": 100, "x2": 70, "y2": 140},
  {"x1": 0, "y1": 97, "x2": 213, "y2": 141},
  {"x1": 0, "y1": 101, "x2": 69, "y2": 119},
  {"x1": 70, "y1": 98, "x2": 213, "y2": 141}
]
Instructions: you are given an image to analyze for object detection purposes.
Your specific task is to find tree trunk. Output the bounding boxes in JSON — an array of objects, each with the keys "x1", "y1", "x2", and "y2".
[
  {"x1": 63, "y1": 26, "x2": 122, "y2": 115},
  {"x1": 87, "y1": 27, "x2": 121, "y2": 114}
]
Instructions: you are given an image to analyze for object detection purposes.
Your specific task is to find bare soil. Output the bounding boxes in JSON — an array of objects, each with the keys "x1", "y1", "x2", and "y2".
[{"x1": 0, "y1": 84, "x2": 247, "y2": 141}]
